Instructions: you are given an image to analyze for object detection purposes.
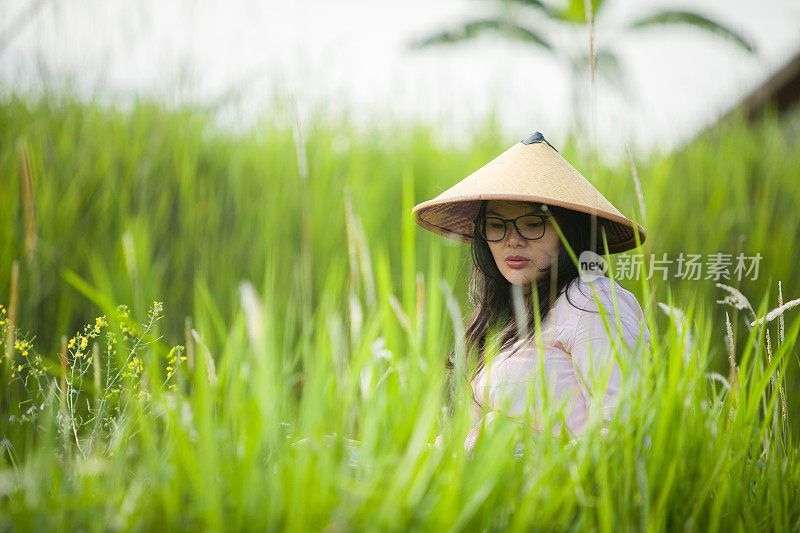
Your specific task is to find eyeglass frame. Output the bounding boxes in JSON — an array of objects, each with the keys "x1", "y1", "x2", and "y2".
[{"x1": 473, "y1": 214, "x2": 551, "y2": 242}]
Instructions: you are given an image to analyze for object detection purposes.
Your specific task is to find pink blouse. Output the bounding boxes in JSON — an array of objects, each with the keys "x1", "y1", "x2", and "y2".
[{"x1": 470, "y1": 275, "x2": 650, "y2": 441}]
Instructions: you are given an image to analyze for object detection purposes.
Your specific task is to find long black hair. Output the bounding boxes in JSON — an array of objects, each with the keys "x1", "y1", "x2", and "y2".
[{"x1": 445, "y1": 200, "x2": 599, "y2": 407}]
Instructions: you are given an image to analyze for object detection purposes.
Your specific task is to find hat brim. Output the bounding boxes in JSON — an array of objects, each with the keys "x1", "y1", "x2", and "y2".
[{"x1": 412, "y1": 195, "x2": 646, "y2": 255}]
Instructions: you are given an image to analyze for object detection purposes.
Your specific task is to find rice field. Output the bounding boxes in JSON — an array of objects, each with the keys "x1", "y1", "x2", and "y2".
[{"x1": 1, "y1": 91, "x2": 799, "y2": 530}]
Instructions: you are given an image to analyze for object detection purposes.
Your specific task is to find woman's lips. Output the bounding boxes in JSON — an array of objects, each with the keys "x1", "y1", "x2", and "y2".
[{"x1": 505, "y1": 256, "x2": 530, "y2": 269}]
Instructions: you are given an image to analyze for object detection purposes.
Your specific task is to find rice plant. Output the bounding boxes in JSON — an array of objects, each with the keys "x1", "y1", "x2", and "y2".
[{"x1": 1, "y1": 92, "x2": 799, "y2": 530}]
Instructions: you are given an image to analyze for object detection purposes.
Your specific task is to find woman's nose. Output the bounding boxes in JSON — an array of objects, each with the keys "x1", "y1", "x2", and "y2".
[{"x1": 505, "y1": 224, "x2": 526, "y2": 246}]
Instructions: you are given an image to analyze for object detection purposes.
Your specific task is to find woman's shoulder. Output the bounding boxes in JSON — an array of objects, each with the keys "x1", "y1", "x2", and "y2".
[
  {"x1": 556, "y1": 276, "x2": 645, "y2": 323},
  {"x1": 558, "y1": 276, "x2": 652, "y2": 354}
]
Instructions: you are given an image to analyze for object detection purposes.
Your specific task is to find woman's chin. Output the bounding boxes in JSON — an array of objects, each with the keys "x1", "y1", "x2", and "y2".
[{"x1": 505, "y1": 273, "x2": 535, "y2": 288}]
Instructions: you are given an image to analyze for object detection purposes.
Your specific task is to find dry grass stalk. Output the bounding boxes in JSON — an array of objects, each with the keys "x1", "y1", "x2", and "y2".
[
  {"x1": 415, "y1": 272, "x2": 425, "y2": 332},
  {"x1": 344, "y1": 190, "x2": 360, "y2": 290},
  {"x1": 657, "y1": 302, "x2": 693, "y2": 363},
  {"x1": 776, "y1": 282, "x2": 788, "y2": 423},
  {"x1": 341, "y1": 190, "x2": 376, "y2": 307},
  {"x1": 625, "y1": 145, "x2": 647, "y2": 226},
  {"x1": 705, "y1": 372, "x2": 731, "y2": 391},
  {"x1": 5, "y1": 261, "x2": 18, "y2": 365},
  {"x1": 239, "y1": 281, "x2": 265, "y2": 348},
  {"x1": 92, "y1": 341, "x2": 101, "y2": 407},
  {"x1": 353, "y1": 214, "x2": 376, "y2": 308},
  {"x1": 750, "y1": 297, "x2": 800, "y2": 327},
  {"x1": 185, "y1": 316, "x2": 195, "y2": 373},
  {"x1": 348, "y1": 293, "x2": 363, "y2": 345},
  {"x1": 725, "y1": 312, "x2": 738, "y2": 385},
  {"x1": 287, "y1": 93, "x2": 313, "y2": 313},
  {"x1": 388, "y1": 294, "x2": 411, "y2": 335},
  {"x1": 715, "y1": 283, "x2": 757, "y2": 323},
  {"x1": 766, "y1": 329, "x2": 775, "y2": 393},
  {"x1": 780, "y1": 372, "x2": 788, "y2": 423},
  {"x1": 191, "y1": 329, "x2": 217, "y2": 387},
  {"x1": 778, "y1": 281, "x2": 785, "y2": 344},
  {"x1": 16, "y1": 139, "x2": 38, "y2": 265},
  {"x1": 764, "y1": 329, "x2": 788, "y2": 427},
  {"x1": 60, "y1": 335, "x2": 69, "y2": 450}
]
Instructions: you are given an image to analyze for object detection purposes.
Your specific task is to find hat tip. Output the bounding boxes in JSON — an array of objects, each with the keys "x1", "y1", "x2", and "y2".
[{"x1": 520, "y1": 131, "x2": 558, "y2": 152}]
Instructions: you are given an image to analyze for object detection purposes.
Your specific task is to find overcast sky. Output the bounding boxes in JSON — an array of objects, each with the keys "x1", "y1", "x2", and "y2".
[{"x1": 2, "y1": 0, "x2": 799, "y2": 160}]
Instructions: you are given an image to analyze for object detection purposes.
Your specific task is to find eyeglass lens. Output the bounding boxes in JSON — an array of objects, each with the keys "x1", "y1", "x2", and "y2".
[{"x1": 481, "y1": 215, "x2": 547, "y2": 242}]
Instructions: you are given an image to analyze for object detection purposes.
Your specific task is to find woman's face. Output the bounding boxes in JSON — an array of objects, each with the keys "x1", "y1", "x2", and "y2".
[{"x1": 483, "y1": 200, "x2": 561, "y2": 288}]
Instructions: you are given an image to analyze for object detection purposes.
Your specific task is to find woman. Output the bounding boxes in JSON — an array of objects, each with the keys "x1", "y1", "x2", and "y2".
[{"x1": 413, "y1": 131, "x2": 651, "y2": 452}]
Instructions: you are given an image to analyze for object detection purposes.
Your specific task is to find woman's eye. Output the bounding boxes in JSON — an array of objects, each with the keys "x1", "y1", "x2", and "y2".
[{"x1": 489, "y1": 222, "x2": 504, "y2": 229}]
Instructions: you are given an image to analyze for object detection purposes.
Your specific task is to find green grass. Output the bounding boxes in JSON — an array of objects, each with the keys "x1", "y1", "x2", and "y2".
[{"x1": 1, "y1": 91, "x2": 799, "y2": 530}]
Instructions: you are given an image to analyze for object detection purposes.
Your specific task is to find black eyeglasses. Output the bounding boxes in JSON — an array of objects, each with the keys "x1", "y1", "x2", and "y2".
[{"x1": 473, "y1": 214, "x2": 550, "y2": 242}]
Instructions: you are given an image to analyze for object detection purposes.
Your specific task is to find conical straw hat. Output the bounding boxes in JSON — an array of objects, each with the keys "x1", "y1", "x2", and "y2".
[{"x1": 412, "y1": 132, "x2": 645, "y2": 254}]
